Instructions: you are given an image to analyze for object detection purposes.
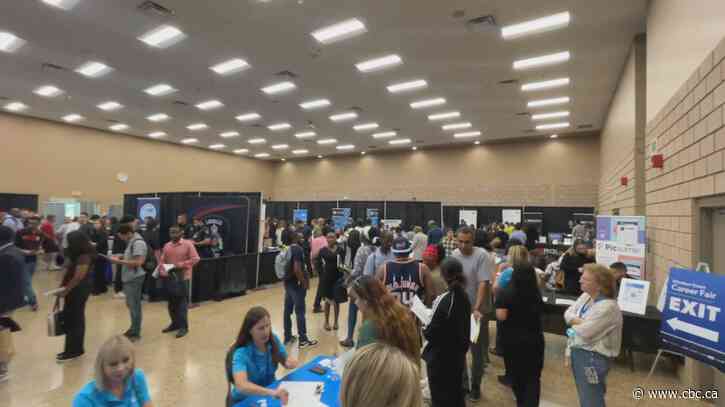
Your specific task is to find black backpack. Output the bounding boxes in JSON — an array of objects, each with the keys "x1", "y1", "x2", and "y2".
[
  {"x1": 348, "y1": 228, "x2": 361, "y2": 248},
  {"x1": 130, "y1": 237, "x2": 157, "y2": 273}
]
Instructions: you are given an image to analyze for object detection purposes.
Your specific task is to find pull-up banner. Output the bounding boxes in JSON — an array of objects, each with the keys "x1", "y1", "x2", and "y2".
[{"x1": 137, "y1": 197, "x2": 160, "y2": 223}]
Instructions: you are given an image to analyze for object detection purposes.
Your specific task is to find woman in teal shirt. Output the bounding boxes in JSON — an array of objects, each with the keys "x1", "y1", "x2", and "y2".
[
  {"x1": 73, "y1": 335, "x2": 152, "y2": 407},
  {"x1": 229, "y1": 306, "x2": 299, "y2": 404}
]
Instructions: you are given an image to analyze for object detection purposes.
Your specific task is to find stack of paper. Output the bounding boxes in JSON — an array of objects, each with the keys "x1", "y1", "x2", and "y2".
[{"x1": 277, "y1": 381, "x2": 323, "y2": 407}]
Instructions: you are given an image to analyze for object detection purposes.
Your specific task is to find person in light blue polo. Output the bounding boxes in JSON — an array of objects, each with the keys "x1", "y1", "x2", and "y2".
[{"x1": 73, "y1": 335, "x2": 152, "y2": 407}]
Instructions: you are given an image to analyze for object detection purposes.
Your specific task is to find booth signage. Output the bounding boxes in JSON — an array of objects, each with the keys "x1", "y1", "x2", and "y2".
[
  {"x1": 366, "y1": 208, "x2": 380, "y2": 226},
  {"x1": 293, "y1": 209, "x2": 308, "y2": 224},
  {"x1": 137, "y1": 197, "x2": 160, "y2": 222}
]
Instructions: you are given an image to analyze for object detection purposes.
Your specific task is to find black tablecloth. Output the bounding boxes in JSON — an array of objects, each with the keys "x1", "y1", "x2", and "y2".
[{"x1": 190, "y1": 255, "x2": 255, "y2": 302}]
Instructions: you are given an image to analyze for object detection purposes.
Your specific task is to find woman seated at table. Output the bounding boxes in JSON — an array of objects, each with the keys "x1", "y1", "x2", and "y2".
[
  {"x1": 348, "y1": 275, "x2": 420, "y2": 362},
  {"x1": 229, "y1": 306, "x2": 299, "y2": 404},
  {"x1": 341, "y1": 342, "x2": 422, "y2": 407},
  {"x1": 72, "y1": 335, "x2": 153, "y2": 407}
]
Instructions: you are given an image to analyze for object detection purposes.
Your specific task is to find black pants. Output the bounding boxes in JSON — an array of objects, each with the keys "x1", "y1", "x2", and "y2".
[
  {"x1": 168, "y1": 280, "x2": 190, "y2": 330},
  {"x1": 505, "y1": 340, "x2": 544, "y2": 407},
  {"x1": 313, "y1": 258, "x2": 323, "y2": 309},
  {"x1": 428, "y1": 356, "x2": 466, "y2": 407},
  {"x1": 92, "y1": 258, "x2": 108, "y2": 295},
  {"x1": 113, "y1": 264, "x2": 123, "y2": 293},
  {"x1": 63, "y1": 280, "x2": 91, "y2": 355},
  {"x1": 348, "y1": 245, "x2": 359, "y2": 267}
]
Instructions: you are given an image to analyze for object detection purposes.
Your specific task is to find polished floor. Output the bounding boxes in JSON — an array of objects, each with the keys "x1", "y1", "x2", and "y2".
[{"x1": 1, "y1": 267, "x2": 682, "y2": 407}]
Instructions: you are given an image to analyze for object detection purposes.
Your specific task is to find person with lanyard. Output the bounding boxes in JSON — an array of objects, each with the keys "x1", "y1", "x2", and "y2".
[
  {"x1": 191, "y1": 216, "x2": 213, "y2": 259},
  {"x1": 228, "y1": 307, "x2": 299, "y2": 405},
  {"x1": 15, "y1": 216, "x2": 44, "y2": 311},
  {"x1": 564, "y1": 264, "x2": 623, "y2": 407},
  {"x1": 73, "y1": 335, "x2": 153, "y2": 407},
  {"x1": 375, "y1": 236, "x2": 434, "y2": 307},
  {"x1": 158, "y1": 225, "x2": 200, "y2": 339}
]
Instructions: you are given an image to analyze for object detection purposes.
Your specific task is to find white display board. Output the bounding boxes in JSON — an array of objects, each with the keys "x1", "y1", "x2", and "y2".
[
  {"x1": 617, "y1": 278, "x2": 650, "y2": 315},
  {"x1": 459, "y1": 210, "x2": 477, "y2": 228},
  {"x1": 502, "y1": 209, "x2": 522, "y2": 224}
]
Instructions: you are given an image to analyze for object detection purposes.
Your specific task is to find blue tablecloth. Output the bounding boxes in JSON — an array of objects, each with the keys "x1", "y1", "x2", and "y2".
[{"x1": 234, "y1": 355, "x2": 341, "y2": 407}]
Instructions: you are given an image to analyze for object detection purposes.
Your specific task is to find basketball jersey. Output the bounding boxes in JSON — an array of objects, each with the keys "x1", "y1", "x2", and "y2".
[{"x1": 384, "y1": 260, "x2": 424, "y2": 308}]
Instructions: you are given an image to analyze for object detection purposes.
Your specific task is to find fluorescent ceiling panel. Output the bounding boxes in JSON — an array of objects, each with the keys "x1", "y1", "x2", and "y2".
[
  {"x1": 261, "y1": 81, "x2": 296, "y2": 95},
  {"x1": 62, "y1": 114, "x2": 84, "y2": 122},
  {"x1": 453, "y1": 131, "x2": 481, "y2": 139},
  {"x1": 521, "y1": 77, "x2": 570, "y2": 92},
  {"x1": 254, "y1": 153, "x2": 270, "y2": 158},
  {"x1": 442, "y1": 122, "x2": 472, "y2": 131},
  {"x1": 148, "y1": 131, "x2": 167, "y2": 138},
  {"x1": 311, "y1": 18, "x2": 367, "y2": 44},
  {"x1": 502, "y1": 12, "x2": 571, "y2": 40},
  {"x1": 4, "y1": 102, "x2": 28, "y2": 112},
  {"x1": 75, "y1": 61, "x2": 113, "y2": 78},
  {"x1": 387, "y1": 79, "x2": 427, "y2": 93},
  {"x1": 531, "y1": 111, "x2": 570, "y2": 120},
  {"x1": 271, "y1": 144, "x2": 289, "y2": 150},
  {"x1": 236, "y1": 112, "x2": 261, "y2": 122},
  {"x1": 210, "y1": 58, "x2": 250, "y2": 75},
  {"x1": 34, "y1": 85, "x2": 64, "y2": 97},
  {"x1": 295, "y1": 131, "x2": 316, "y2": 139},
  {"x1": 353, "y1": 122, "x2": 379, "y2": 131},
  {"x1": 186, "y1": 123, "x2": 208, "y2": 130},
  {"x1": 317, "y1": 138, "x2": 337, "y2": 145},
  {"x1": 410, "y1": 97, "x2": 446, "y2": 109},
  {"x1": 527, "y1": 97, "x2": 570, "y2": 108},
  {"x1": 248, "y1": 138, "x2": 266, "y2": 144},
  {"x1": 514, "y1": 51, "x2": 570, "y2": 70},
  {"x1": 268, "y1": 123, "x2": 291, "y2": 131},
  {"x1": 330, "y1": 112, "x2": 357, "y2": 122},
  {"x1": 233, "y1": 149, "x2": 249, "y2": 154},
  {"x1": 109, "y1": 123, "x2": 128, "y2": 131},
  {"x1": 97, "y1": 101, "x2": 123, "y2": 111},
  {"x1": 428, "y1": 111, "x2": 460, "y2": 121},
  {"x1": 372, "y1": 131, "x2": 396, "y2": 139},
  {"x1": 220, "y1": 131, "x2": 240, "y2": 138},
  {"x1": 389, "y1": 138, "x2": 411, "y2": 145},
  {"x1": 300, "y1": 99, "x2": 331, "y2": 110},
  {"x1": 181, "y1": 138, "x2": 199, "y2": 144},
  {"x1": 144, "y1": 83, "x2": 177, "y2": 96},
  {"x1": 292, "y1": 149, "x2": 309, "y2": 155},
  {"x1": 138, "y1": 25, "x2": 186, "y2": 48},
  {"x1": 42, "y1": 0, "x2": 80, "y2": 10},
  {"x1": 337, "y1": 144, "x2": 355, "y2": 150},
  {"x1": 209, "y1": 144, "x2": 226, "y2": 149},
  {"x1": 355, "y1": 54, "x2": 402, "y2": 73},
  {"x1": 147, "y1": 113, "x2": 170, "y2": 122},
  {"x1": 536, "y1": 122, "x2": 570, "y2": 130},
  {"x1": 0, "y1": 32, "x2": 26, "y2": 53},
  {"x1": 195, "y1": 99, "x2": 224, "y2": 110}
]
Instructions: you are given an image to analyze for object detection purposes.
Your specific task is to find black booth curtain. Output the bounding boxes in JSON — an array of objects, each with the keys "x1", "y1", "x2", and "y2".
[
  {"x1": 0, "y1": 194, "x2": 39, "y2": 212},
  {"x1": 442, "y1": 205, "x2": 595, "y2": 235},
  {"x1": 123, "y1": 192, "x2": 262, "y2": 254}
]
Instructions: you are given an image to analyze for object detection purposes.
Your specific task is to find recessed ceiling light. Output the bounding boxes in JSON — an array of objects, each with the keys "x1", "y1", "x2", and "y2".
[
  {"x1": 454, "y1": 131, "x2": 481, "y2": 138},
  {"x1": 527, "y1": 97, "x2": 570, "y2": 108},
  {"x1": 295, "y1": 131, "x2": 316, "y2": 139},
  {"x1": 0, "y1": 32, "x2": 26, "y2": 53},
  {"x1": 317, "y1": 138, "x2": 337, "y2": 145},
  {"x1": 62, "y1": 114, "x2": 84, "y2": 122},
  {"x1": 138, "y1": 25, "x2": 186, "y2": 48},
  {"x1": 254, "y1": 153, "x2": 270, "y2": 158},
  {"x1": 412, "y1": 146, "x2": 418, "y2": 151},
  {"x1": 220, "y1": 131, "x2": 240, "y2": 138},
  {"x1": 261, "y1": 81, "x2": 296, "y2": 95},
  {"x1": 41, "y1": 0, "x2": 80, "y2": 10},
  {"x1": 109, "y1": 123, "x2": 129, "y2": 132},
  {"x1": 410, "y1": 97, "x2": 446, "y2": 109},
  {"x1": 281, "y1": 158, "x2": 286, "y2": 162},
  {"x1": 248, "y1": 138, "x2": 266, "y2": 144},
  {"x1": 330, "y1": 112, "x2": 358, "y2": 122},
  {"x1": 272, "y1": 144, "x2": 289, "y2": 150},
  {"x1": 233, "y1": 148, "x2": 249, "y2": 154},
  {"x1": 268, "y1": 122, "x2": 291, "y2": 131},
  {"x1": 195, "y1": 99, "x2": 224, "y2": 110},
  {"x1": 236, "y1": 112, "x2": 261, "y2": 122},
  {"x1": 514, "y1": 51, "x2": 570, "y2": 70},
  {"x1": 4, "y1": 102, "x2": 28, "y2": 112},
  {"x1": 292, "y1": 149, "x2": 309, "y2": 155},
  {"x1": 300, "y1": 99, "x2": 331, "y2": 110},
  {"x1": 536, "y1": 122, "x2": 570, "y2": 130},
  {"x1": 144, "y1": 83, "x2": 177, "y2": 97},
  {"x1": 181, "y1": 138, "x2": 199, "y2": 144},
  {"x1": 187, "y1": 123, "x2": 208, "y2": 131},
  {"x1": 210, "y1": 58, "x2": 250, "y2": 75},
  {"x1": 209, "y1": 143, "x2": 226, "y2": 149},
  {"x1": 356, "y1": 54, "x2": 402, "y2": 73},
  {"x1": 442, "y1": 122, "x2": 472, "y2": 131},
  {"x1": 337, "y1": 144, "x2": 355, "y2": 150},
  {"x1": 372, "y1": 131, "x2": 396, "y2": 139},
  {"x1": 474, "y1": 141, "x2": 481, "y2": 145},
  {"x1": 531, "y1": 111, "x2": 570, "y2": 120},
  {"x1": 75, "y1": 61, "x2": 113, "y2": 78},
  {"x1": 317, "y1": 155, "x2": 324, "y2": 159},
  {"x1": 97, "y1": 101, "x2": 123, "y2": 111},
  {"x1": 387, "y1": 79, "x2": 428, "y2": 93},
  {"x1": 147, "y1": 113, "x2": 170, "y2": 122},
  {"x1": 311, "y1": 18, "x2": 367, "y2": 44},
  {"x1": 428, "y1": 111, "x2": 460, "y2": 121},
  {"x1": 34, "y1": 85, "x2": 64, "y2": 98},
  {"x1": 501, "y1": 11, "x2": 571, "y2": 40},
  {"x1": 361, "y1": 151, "x2": 366, "y2": 155},
  {"x1": 148, "y1": 131, "x2": 167, "y2": 139},
  {"x1": 550, "y1": 134, "x2": 559, "y2": 139},
  {"x1": 389, "y1": 138, "x2": 411, "y2": 145},
  {"x1": 521, "y1": 77, "x2": 570, "y2": 92},
  {"x1": 353, "y1": 122, "x2": 379, "y2": 131}
]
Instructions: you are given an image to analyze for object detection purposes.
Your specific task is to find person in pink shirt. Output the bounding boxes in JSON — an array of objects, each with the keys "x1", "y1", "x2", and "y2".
[{"x1": 158, "y1": 225, "x2": 200, "y2": 338}]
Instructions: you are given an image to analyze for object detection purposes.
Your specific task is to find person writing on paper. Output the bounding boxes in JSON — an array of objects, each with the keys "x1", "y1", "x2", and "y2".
[
  {"x1": 422, "y1": 257, "x2": 471, "y2": 407},
  {"x1": 73, "y1": 335, "x2": 153, "y2": 407},
  {"x1": 348, "y1": 275, "x2": 420, "y2": 362},
  {"x1": 229, "y1": 307, "x2": 298, "y2": 404},
  {"x1": 495, "y1": 246, "x2": 545, "y2": 407},
  {"x1": 564, "y1": 264, "x2": 623, "y2": 407},
  {"x1": 158, "y1": 226, "x2": 199, "y2": 338}
]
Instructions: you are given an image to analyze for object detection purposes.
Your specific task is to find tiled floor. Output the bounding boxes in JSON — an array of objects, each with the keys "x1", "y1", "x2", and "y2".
[{"x1": 0, "y1": 268, "x2": 683, "y2": 407}]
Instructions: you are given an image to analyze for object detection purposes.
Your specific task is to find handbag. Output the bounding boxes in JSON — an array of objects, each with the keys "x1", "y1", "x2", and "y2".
[
  {"x1": 47, "y1": 297, "x2": 65, "y2": 337},
  {"x1": 333, "y1": 276, "x2": 349, "y2": 303}
]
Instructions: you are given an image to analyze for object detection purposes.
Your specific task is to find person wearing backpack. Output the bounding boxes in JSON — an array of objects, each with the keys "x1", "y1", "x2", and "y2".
[
  {"x1": 107, "y1": 224, "x2": 149, "y2": 342},
  {"x1": 346, "y1": 221, "x2": 362, "y2": 268},
  {"x1": 281, "y1": 232, "x2": 318, "y2": 348}
]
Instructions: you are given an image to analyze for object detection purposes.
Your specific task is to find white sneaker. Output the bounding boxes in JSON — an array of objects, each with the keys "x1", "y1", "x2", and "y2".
[{"x1": 113, "y1": 292, "x2": 126, "y2": 299}]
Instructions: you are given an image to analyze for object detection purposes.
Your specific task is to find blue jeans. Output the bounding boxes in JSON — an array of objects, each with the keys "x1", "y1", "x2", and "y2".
[
  {"x1": 571, "y1": 348, "x2": 610, "y2": 407},
  {"x1": 283, "y1": 281, "x2": 308, "y2": 342},
  {"x1": 345, "y1": 301, "x2": 358, "y2": 342},
  {"x1": 123, "y1": 276, "x2": 145, "y2": 336},
  {"x1": 23, "y1": 261, "x2": 37, "y2": 306}
]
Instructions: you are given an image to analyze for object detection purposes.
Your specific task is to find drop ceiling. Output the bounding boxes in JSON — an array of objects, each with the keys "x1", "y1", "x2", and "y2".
[{"x1": 0, "y1": 0, "x2": 647, "y2": 160}]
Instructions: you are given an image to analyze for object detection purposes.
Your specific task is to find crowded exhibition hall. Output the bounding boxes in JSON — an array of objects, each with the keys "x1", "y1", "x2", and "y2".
[{"x1": 3, "y1": 1, "x2": 725, "y2": 406}]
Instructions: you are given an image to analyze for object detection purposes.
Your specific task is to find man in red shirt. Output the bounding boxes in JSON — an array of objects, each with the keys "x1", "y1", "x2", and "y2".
[
  {"x1": 15, "y1": 216, "x2": 44, "y2": 311},
  {"x1": 40, "y1": 215, "x2": 61, "y2": 271},
  {"x1": 158, "y1": 225, "x2": 200, "y2": 338}
]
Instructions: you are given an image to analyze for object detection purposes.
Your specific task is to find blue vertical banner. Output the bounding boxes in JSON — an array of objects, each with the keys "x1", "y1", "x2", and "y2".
[
  {"x1": 660, "y1": 268, "x2": 725, "y2": 372},
  {"x1": 332, "y1": 208, "x2": 351, "y2": 231},
  {"x1": 366, "y1": 208, "x2": 380, "y2": 226},
  {"x1": 293, "y1": 209, "x2": 308, "y2": 224},
  {"x1": 137, "y1": 197, "x2": 161, "y2": 223}
]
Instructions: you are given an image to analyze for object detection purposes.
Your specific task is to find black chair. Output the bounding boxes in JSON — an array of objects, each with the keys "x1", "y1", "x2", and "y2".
[{"x1": 225, "y1": 346, "x2": 236, "y2": 407}]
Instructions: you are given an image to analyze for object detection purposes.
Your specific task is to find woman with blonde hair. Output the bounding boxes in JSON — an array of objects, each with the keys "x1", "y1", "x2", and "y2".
[
  {"x1": 564, "y1": 264, "x2": 623, "y2": 407},
  {"x1": 73, "y1": 335, "x2": 152, "y2": 406},
  {"x1": 341, "y1": 343, "x2": 422, "y2": 407}
]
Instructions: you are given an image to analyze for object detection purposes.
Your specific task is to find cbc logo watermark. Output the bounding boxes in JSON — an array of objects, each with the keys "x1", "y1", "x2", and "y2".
[
  {"x1": 632, "y1": 387, "x2": 644, "y2": 400},
  {"x1": 632, "y1": 386, "x2": 719, "y2": 401}
]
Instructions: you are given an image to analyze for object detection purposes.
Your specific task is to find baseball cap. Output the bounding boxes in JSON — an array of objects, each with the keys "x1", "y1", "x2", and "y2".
[{"x1": 391, "y1": 236, "x2": 412, "y2": 255}]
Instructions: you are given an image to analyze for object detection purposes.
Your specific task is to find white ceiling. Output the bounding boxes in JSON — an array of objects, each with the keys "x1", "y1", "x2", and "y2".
[{"x1": 0, "y1": 0, "x2": 647, "y2": 160}]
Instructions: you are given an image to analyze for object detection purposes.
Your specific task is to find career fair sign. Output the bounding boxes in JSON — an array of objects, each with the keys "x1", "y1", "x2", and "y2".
[
  {"x1": 595, "y1": 215, "x2": 646, "y2": 279},
  {"x1": 660, "y1": 268, "x2": 725, "y2": 372}
]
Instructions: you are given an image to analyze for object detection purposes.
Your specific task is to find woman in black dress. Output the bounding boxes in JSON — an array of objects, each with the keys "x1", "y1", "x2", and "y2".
[
  {"x1": 319, "y1": 232, "x2": 344, "y2": 331},
  {"x1": 90, "y1": 216, "x2": 109, "y2": 295}
]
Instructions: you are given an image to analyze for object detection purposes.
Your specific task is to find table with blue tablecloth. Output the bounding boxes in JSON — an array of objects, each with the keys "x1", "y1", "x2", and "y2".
[{"x1": 234, "y1": 355, "x2": 341, "y2": 407}]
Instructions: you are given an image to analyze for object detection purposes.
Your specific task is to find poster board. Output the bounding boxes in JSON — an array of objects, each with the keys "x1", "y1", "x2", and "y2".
[
  {"x1": 502, "y1": 209, "x2": 522, "y2": 224},
  {"x1": 292, "y1": 209, "x2": 308, "y2": 224},
  {"x1": 459, "y1": 210, "x2": 477, "y2": 228},
  {"x1": 595, "y1": 215, "x2": 646, "y2": 279}
]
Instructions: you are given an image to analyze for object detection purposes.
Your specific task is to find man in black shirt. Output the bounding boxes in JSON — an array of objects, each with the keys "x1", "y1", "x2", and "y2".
[
  {"x1": 282, "y1": 232, "x2": 318, "y2": 348},
  {"x1": 78, "y1": 212, "x2": 95, "y2": 240},
  {"x1": 177, "y1": 214, "x2": 195, "y2": 240},
  {"x1": 191, "y1": 217, "x2": 213, "y2": 259},
  {"x1": 90, "y1": 215, "x2": 109, "y2": 295}
]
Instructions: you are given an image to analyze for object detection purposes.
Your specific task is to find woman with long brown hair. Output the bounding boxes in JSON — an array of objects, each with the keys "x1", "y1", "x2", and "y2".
[
  {"x1": 348, "y1": 275, "x2": 420, "y2": 362},
  {"x1": 228, "y1": 307, "x2": 298, "y2": 404}
]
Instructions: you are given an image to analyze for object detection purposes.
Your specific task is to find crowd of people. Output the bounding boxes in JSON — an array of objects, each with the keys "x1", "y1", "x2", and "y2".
[{"x1": 0, "y1": 207, "x2": 625, "y2": 407}]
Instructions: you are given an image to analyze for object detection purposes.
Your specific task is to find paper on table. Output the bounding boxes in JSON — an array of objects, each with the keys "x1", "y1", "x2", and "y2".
[
  {"x1": 470, "y1": 315, "x2": 480, "y2": 344},
  {"x1": 555, "y1": 298, "x2": 576, "y2": 305},
  {"x1": 410, "y1": 295, "x2": 433, "y2": 325},
  {"x1": 277, "y1": 381, "x2": 323, "y2": 407}
]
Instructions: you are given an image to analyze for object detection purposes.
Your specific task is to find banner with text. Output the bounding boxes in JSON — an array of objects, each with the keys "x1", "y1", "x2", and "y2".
[
  {"x1": 596, "y1": 215, "x2": 647, "y2": 279},
  {"x1": 137, "y1": 197, "x2": 160, "y2": 224},
  {"x1": 332, "y1": 208, "x2": 351, "y2": 231},
  {"x1": 366, "y1": 208, "x2": 380, "y2": 226}
]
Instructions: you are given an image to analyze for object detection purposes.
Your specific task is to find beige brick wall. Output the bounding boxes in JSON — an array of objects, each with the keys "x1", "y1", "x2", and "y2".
[{"x1": 645, "y1": 35, "x2": 725, "y2": 295}]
